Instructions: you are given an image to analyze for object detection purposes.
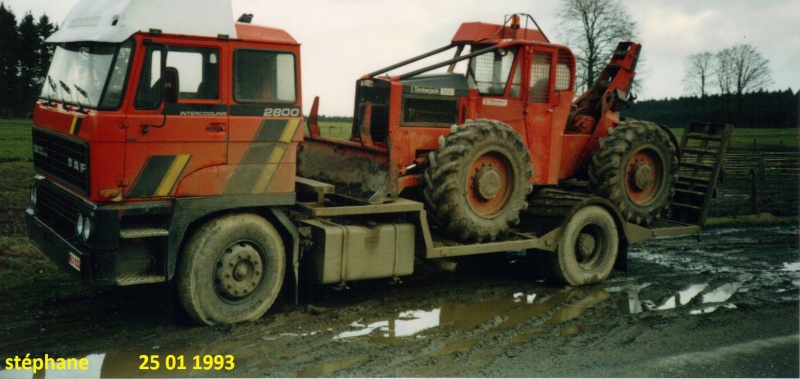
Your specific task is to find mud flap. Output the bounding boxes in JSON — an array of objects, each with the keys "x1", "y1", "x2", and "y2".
[{"x1": 297, "y1": 136, "x2": 395, "y2": 204}]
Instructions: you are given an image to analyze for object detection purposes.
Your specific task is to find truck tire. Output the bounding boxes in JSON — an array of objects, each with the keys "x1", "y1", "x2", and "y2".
[
  {"x1": 551, "y1": 205, "x2": 618, "y2": 286},
  {"x1": 589, "y1": 120, "x2": 677, "y2": 225},
  {"x1": 178, "y1": 213, "x2": 285, "y2": 325},
  {"x1": 424, "y1": 119, "x2": 533, "y2": 242}
]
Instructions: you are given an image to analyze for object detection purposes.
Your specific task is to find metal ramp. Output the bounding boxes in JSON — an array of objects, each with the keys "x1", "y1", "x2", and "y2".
[{"x1": 669, "y1": 122, "x2": 734, "y2": 226}]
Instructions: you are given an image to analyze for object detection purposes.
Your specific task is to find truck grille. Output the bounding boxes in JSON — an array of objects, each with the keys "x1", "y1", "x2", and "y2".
[
  {"x1": 32, "y1": 127, "x2": 90, "y2": 195},
  {"x1": 37, "y1": 180, "x2": 83, "y2": 237}
]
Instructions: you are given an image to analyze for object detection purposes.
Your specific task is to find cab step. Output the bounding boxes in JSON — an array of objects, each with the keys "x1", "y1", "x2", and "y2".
[
  {"x1": 116, "y1": 274, "x2": 166, "y2": 286},
  {"x1": 120, "y1": 227, "x2": 169, "y2": 239}
]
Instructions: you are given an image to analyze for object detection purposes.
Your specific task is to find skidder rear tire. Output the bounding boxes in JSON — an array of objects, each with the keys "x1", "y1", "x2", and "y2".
[
  {"x1": 551, "y1": 205, "x2": 618, "y2": 286},
  {"x1": 178, "y1": 213, "x2": 285, "y2": 325},
  {"x1": 423, "y1": 119, "x2": 533, "y2": 242},
  {"x1": 589, "y1": 120, "x2": 677, "y2": 225}
]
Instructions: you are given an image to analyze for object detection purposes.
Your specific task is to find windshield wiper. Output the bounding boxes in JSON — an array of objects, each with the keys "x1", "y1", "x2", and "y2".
[
  {"x1": 74, "y1": 84, "x2": 89, "y2": 113},
  {"x1": 46, "y1": 76, "x2": 58, "y2": 107},
  {"x1": 59, "y1": 80, "x2": 85, "y2": 113},
  {"x1": 58, "y1": 80, "x2": 70, "y2": 109}
]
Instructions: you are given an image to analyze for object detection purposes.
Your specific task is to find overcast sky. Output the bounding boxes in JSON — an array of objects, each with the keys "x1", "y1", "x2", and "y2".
[{"x1": 3, "y1": 0, "x2": 799, "y2": 116}]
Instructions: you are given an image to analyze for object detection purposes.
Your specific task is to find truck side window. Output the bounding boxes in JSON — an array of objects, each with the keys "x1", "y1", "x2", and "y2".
[
  {"x1": 168, "y1": 47, "x2": 219, "y2": 100},
  {"x1": 529, "y1": 52, "x2": 552, "y2": 103},
  {"x1": 234, "y1": 49, "x2": 297, "y2": 104},
  {"x1": 135, "y1": 47, "x2": 163, "y2": 110},
  {"x1": 135, "y1": 45, "x2": 219, "y2": 109}
]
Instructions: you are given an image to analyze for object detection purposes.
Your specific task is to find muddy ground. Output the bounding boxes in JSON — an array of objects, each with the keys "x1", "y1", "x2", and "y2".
[{"x1": 1, "y1": 223, "x2": 798, "y2": 378}]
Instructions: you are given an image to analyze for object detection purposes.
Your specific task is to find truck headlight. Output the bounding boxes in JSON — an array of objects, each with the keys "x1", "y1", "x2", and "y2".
[
  {"x1": 75, "y1": 214, "x2": 93, "y2": 242},
  {"x1": 30, "y1": 185, "x2": 37, "y2": 207},
  {"x1": 81, "y1": 216, "x2": 93, "y2": 241},
  {"x1": 76, "y1": 214, "x2": 84, "y2": 237}
]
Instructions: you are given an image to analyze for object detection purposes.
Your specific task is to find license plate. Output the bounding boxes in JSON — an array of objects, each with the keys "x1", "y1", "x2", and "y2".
[{"x1": 68, "y1": 252, "x2": 81, "y2": 271}]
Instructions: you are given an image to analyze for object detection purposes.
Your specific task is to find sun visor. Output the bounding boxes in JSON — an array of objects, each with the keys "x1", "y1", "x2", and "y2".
[{"x1": 47, "y1": 0, "x2": 238, "y2": 43}]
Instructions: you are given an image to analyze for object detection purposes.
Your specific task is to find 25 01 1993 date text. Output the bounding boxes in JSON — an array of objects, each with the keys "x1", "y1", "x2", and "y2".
[{"x1": 139, "y1": 355, "x2": 235, "y2": 371}]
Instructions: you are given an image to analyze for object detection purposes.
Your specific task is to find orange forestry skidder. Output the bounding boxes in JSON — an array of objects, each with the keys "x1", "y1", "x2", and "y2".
[
  {"x1": 301, "y1": 15, "x2": 684, "y2": 243},
  {"x1": 26, "y1": 1, "x2": 731, "y2": 325}
]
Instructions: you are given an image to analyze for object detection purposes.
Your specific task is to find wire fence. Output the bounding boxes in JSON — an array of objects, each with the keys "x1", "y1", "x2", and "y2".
[{"x1": 711, "y1": 149, "x2": 799, "y2": 217}]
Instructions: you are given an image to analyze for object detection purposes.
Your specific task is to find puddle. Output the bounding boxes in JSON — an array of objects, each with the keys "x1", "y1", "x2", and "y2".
[
  {"x1": 334, "y1": 309, "x2": 441, "y2": 340},
  {"x1": 545, "y1": 288, "x2": 611, "y2": 324},
  {"x1": 690, "y1": 302, "x2": 738, "y2": 315},
  {"x1": 296, "y1": 355, "x2": 367, "y2": 377},
  {"x1": 701, "y1": 282, "x2": 742, "y2": 304},
  {"x1": 332, "y1": 287, "x2": 592, "y2": 343},
  {"x1": 614, "y1": 278, "x2": 749, "y2": 316},
  {"x1": 609, "y1": 283, "x2": 650, "y2": 314},
  {"x1": 782, "y1": 261, "x2": 800, "y2": 271},
  {"x1": 655, "y1": 283, "x2": 709, "y2": 310}
]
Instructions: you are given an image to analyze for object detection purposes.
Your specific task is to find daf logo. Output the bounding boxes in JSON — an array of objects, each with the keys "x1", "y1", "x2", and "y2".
[
  {"x1": 33, "y1": 144, "x2": 48, "y2": 157},
  {"x1": 67, "y1": 158, "x2": 87, "y2": 173}
]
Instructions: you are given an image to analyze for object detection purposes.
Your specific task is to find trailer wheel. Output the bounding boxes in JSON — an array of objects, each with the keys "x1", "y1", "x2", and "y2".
[
  {"x1": 589, "y1": 120, "x2": 677, "y2": 225},
  {"x1": 178, "y1": 213, "x2": 285, "y2": 325},
  {"x1": 551, "y1": 205, "x2": 618, "y2": 286},
  {"x1": 424, "y1": 119, "x2": 533, "y2": 242}
]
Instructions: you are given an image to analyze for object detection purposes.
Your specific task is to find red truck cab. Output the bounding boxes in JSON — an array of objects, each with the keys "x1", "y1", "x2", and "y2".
[{"x1": 26, "y1": 0, "x2": 303, "y2": 287}]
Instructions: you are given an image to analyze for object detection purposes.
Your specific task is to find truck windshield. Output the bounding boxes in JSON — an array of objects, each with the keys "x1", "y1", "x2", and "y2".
[{"x1": 40, "y1": 39, "x2": 133, "y2": 110}]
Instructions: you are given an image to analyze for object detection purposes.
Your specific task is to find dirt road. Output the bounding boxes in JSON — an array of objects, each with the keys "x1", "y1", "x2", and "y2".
[{"x1": 1, "y1": 224, "x2": 798, "y2": 378}]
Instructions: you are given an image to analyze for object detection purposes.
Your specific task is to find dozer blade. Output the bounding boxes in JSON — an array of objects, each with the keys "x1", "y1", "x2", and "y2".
[{"x1": 297, "y1": 136, "x2": 395, "y2": 204}]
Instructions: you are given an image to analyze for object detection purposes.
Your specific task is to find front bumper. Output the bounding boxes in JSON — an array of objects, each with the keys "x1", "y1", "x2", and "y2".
[{"x1": 25, "y1": 207, "x2": 117, "y2": 285}]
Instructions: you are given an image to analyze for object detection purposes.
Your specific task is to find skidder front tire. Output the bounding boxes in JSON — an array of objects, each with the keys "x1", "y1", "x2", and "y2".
[
  {"x1": 551, "y1": 205, "x2": 618, "y2": 286},
  {"x1": 178, "y1": 213, "x2": 285, "y2": 325},
  {"x1": 589, "y1": 120, "x2": 677, "y2": 225},
  {"x1": 424, "y1": 119, "x2": 533, "y2": 242}
]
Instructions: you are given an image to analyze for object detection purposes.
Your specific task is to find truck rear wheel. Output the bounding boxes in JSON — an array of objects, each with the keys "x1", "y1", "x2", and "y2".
[
  {"x1": 178, "y1": 213, "x2": 285, "y2": 325},
  {"x1": 551, "y1": 205, "x2": 618, "y2": 286},
  {"x1": 424, "y1": 119, "x2": 533, "y2": 242},
  {"x1": 589, "y1": 120, "x2": 677, "y2": 225}
]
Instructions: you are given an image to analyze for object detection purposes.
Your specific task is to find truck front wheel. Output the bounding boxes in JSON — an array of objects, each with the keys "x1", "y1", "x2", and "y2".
[
  {"x1": 551, "y1": 205, "x2": 619, "y2": 286},
  {"x1": 178, "y1": 213, "x2": 285, "y2": 325}
]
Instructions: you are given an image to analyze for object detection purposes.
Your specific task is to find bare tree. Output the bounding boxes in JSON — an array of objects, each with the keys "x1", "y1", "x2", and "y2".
[
  {"x1": 557, "y1": 0, "x2": 637, "y2": 92},
  {"x1": 715, "y1": 44, "x2": 772, "y2": 95},
  {"x1": 684, "y1": 52, "x2": 715, "y2": 98}
]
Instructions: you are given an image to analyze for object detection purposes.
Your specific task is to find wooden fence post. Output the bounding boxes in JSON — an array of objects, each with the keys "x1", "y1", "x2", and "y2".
[{"x1": 749, "y1": 168, "x2": 759, "y2": 214}]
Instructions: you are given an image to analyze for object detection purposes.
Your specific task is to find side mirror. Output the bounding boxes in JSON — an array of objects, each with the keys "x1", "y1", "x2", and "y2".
[{"x1": 164, "y1": 67, "x2": 179, "y2": 103}]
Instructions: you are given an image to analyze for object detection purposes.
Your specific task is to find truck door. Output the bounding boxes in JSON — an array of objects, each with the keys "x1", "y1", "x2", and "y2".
[
  {"x1": 124, "y1": 41, "x2": 228, "y2": 198},
  {"x1": 225, "y1": 47, "x2": 302, "y2": 196}
]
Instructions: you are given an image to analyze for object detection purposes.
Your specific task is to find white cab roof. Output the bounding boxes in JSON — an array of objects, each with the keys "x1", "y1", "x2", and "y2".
[{"x1": 47, "y1": 0, "x2": 238, "y2": 43}]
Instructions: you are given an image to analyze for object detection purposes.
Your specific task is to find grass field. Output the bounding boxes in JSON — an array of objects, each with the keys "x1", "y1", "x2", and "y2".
[
  {"x1": 316, "y1": 121, "x2": 352, "y2": 140},
  {"x1": 672, "y1": 127, "x2": 799, "y2": 150},
  {"x1": 0, "y1": 119, "x2": 34, "y2": 161}
]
